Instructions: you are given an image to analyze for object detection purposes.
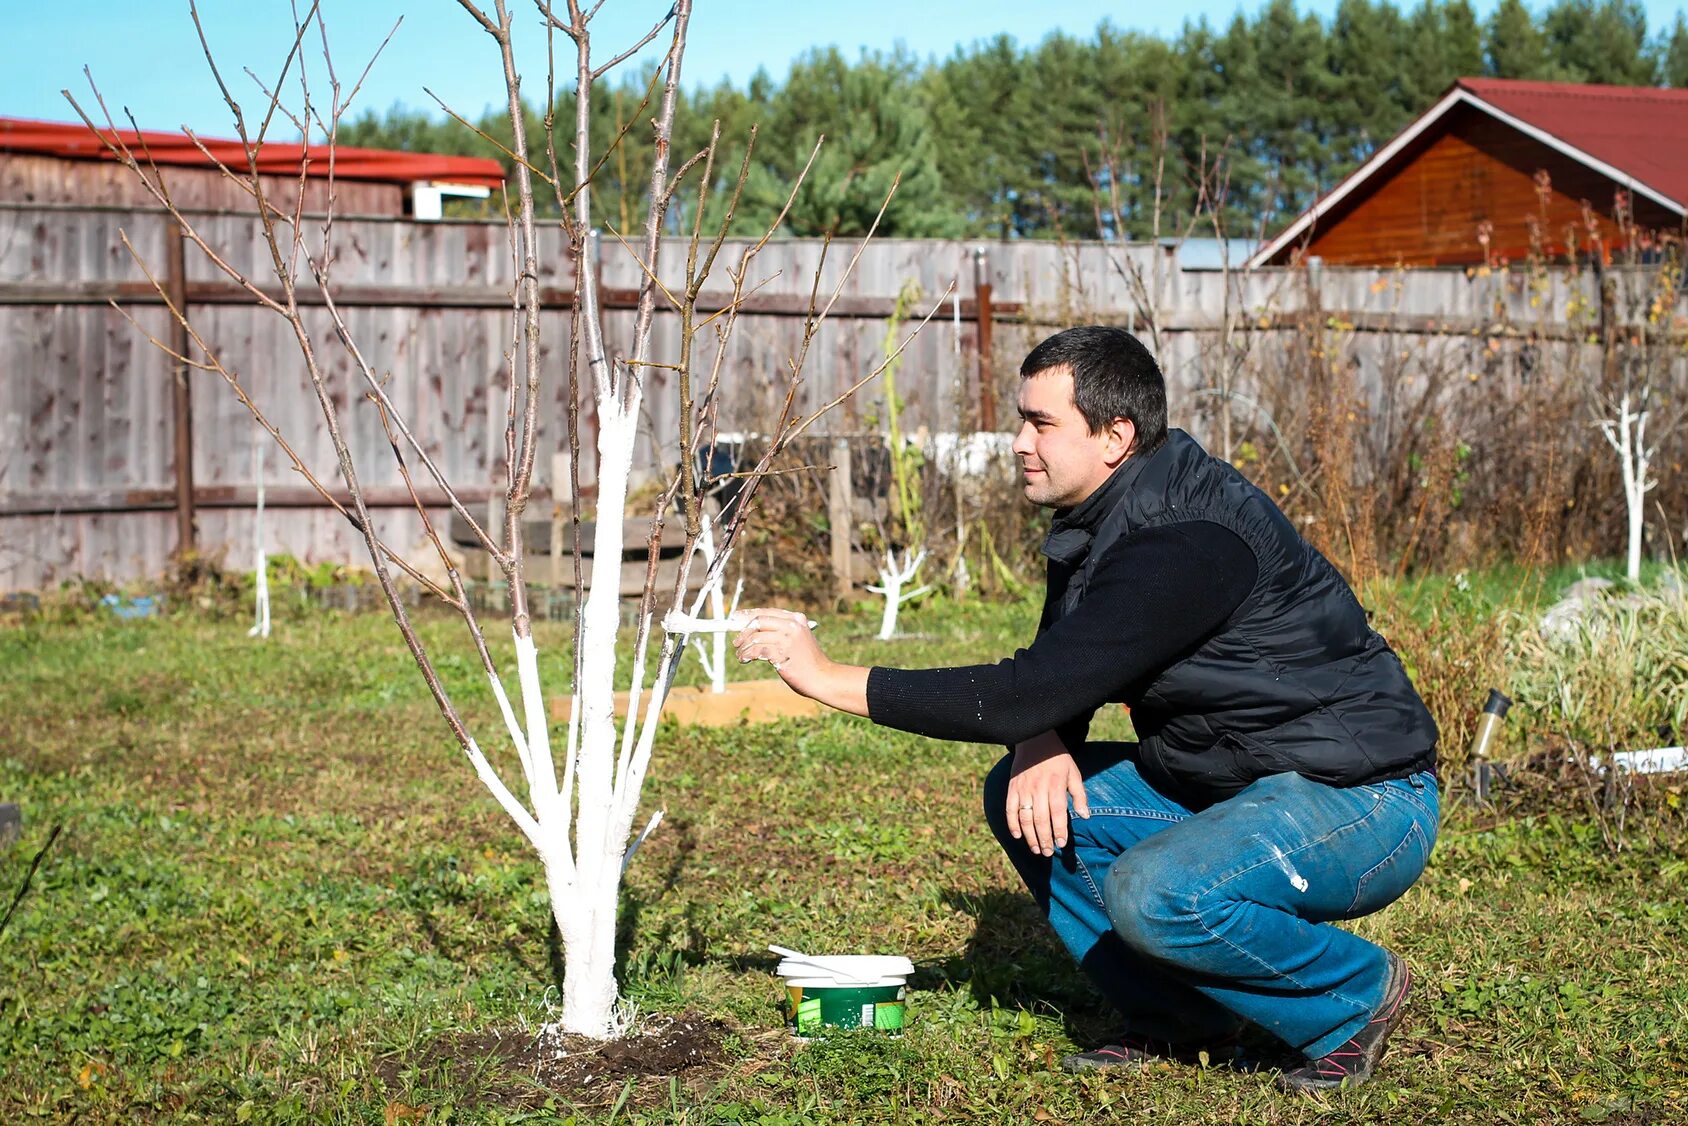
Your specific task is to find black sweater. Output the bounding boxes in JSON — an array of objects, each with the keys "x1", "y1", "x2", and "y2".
[{"x1": 865, "y1": 521, "x2": 1256, "y2": 749}]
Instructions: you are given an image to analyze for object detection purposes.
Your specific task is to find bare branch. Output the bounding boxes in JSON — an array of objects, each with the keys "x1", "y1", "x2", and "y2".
[{"x1": 590, "y1": 3, "x2": 678, "y2": 79}]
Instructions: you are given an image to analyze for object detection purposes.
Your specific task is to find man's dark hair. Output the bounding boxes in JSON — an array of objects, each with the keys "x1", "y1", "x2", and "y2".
[{"x1": 1019, "y1": 325, "x2": 1167, "y2": 455}]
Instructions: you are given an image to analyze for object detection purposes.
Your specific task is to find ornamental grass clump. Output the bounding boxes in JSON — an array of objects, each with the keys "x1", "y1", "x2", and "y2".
[{"x1": 1505, "y1": 576, "x2": 1688, "y2": 756}]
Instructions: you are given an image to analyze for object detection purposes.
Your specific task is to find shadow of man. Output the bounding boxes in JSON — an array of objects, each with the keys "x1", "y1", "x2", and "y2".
[{"x1": 931, "y1": 887, "x2": 1118, "y2": 1047}]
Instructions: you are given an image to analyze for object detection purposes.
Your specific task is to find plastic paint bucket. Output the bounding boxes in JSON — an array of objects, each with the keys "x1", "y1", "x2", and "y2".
[{"x1": 776, "y1": 954, "x2": 913, "y2": 1036}]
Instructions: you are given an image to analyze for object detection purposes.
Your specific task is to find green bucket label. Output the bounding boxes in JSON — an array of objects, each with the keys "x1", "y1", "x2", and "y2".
[
  {"x1": 797, "y1": 996, "x2": 823, "y2": 1033},
  {"x1": 873, "y1": 1001, "x2": 905, "y2": 1031}
]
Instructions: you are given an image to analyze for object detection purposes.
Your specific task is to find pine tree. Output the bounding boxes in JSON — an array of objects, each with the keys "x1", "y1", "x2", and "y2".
[
  {"x1": 1328, "y1": 0, "x2": 1415, "y2": 167},
  {"x1": 1485, "y1": 0, "x2": 1559, "y2": 77},
  {"x1": 1090, "y1": 24, "x2": 1185, "y2": 239},
  {"x1": 1402, "y1": 0, "x2": 1485, "y2": 108},
  {"x1": 739, "y1": 48, "x2": 963, "y2": 237},
  {"x1": 930, "y1": 34, "x2": 1047, "y2": 238},
  {"x1": 1250, "y1": 0, "x2": 1335, "y2": 222},
  {"x1": 1544, "y1": 0, "x2": 1656, "y2": 84},
  {"x1": 1662, "y1": 13, "x2": 1688, "y2": 87}
]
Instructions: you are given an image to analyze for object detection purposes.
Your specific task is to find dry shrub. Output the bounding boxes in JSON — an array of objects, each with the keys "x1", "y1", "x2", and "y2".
[
  {"x1": 1505, "y1": 582, "x2": 1688, "y2": 754},
  {"x1": 717, "y1": 437, "x2": 839, "y2": 609},
  {"x1": 1496, "y1": 578, "x2": 1688, "y2": 846},
  {"x1": 716, "y1": 428, "x2": 1045, "y2": 609},
  {"x1": 1213, "y1": 252, "x2": 1687, "y2": 583},
  {"x1": 1365, "y1": 578, "x2": 1512, "y2": 786}
]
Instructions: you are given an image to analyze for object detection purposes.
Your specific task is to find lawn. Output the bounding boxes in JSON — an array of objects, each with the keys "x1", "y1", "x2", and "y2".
[{"x1": 1, "y1": 579, "x2": 1685, "y2": 1123}]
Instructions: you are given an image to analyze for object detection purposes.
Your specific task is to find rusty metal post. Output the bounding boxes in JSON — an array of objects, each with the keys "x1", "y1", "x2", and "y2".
[
  {"x1": 165, "y1": 220, "x2": 196, "y2": 557},
  {"x1": 829, "y1": 436, "x2": 854, "y2": 601},
  {"x1": 1598, "y1": 267, "x2": 1620, "y2": 394},
  {"x1": 973, "y1": 247, "x2": 996, "y2": 432}
]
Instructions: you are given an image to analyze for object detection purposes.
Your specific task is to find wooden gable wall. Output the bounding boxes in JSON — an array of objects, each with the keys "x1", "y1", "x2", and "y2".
[{"x1": 1299, "y1": 104, "x2": 1681, "y2": 267}]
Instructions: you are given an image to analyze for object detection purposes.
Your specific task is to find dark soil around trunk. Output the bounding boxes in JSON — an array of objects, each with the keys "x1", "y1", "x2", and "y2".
[{"x1": 377, "y1": 1013, "x2": 734, "y2": 1111}]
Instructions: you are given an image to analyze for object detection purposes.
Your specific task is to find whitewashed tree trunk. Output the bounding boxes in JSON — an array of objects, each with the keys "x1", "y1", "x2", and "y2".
[
  {"x1": 247, "y1": 443, "x2": 270, "y2": 639},
  {"x1": 868, "y1": 548, "x2": 931, "y2": 640},
  {"x1": 1597, "y1": 388, "x2": 1656, "y2": 583},
  {"x1": 686, "y1": 514, "x2": 741, "y2": 694}
]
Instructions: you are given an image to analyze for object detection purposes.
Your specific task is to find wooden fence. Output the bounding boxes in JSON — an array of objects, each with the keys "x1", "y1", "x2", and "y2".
[{"x1": 2, "y1": 201, "x2": 1682, "y2": 592}]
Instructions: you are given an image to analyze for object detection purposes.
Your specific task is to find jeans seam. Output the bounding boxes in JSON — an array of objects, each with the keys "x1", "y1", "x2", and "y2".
[
  {"x1": 1393, "y1": 785, "x2": 1437, "y2": 820},
  {"x1": 1348, "y1": 820, "x2": 1428, "y2": 914},
  {"x1": 1084, "y1": 807, "x2": 1183, "y2": 822},
  {"x1": 1073, "y1": 853, "x2": 1107, "y2": 911}
]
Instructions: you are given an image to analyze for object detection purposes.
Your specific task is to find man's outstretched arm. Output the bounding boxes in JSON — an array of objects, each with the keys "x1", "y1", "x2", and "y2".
[
  {"x1": 731, "y1": 613, "x2": 1085, "y2": 857},
  {"x1": 737, "y1": 521, "x2": 1255, "y2": 745}
]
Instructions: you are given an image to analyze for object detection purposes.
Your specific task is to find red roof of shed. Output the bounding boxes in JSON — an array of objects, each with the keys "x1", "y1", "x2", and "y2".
[
  {"x1": 1456, "y1": 77, "x2": 1688, "y2": 209},
  {"x1": 0, "y1": 116, "x2": 506, "y2": 188}
]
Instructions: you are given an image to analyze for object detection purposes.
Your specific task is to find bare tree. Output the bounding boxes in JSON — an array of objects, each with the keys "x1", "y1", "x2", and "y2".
[{"x1": 70, "y1": 0, "x2": 941, "y2": 1039}]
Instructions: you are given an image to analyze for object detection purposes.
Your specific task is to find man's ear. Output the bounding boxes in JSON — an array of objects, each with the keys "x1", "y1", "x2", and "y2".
[{"x1": 1104, "y1": 418, "x2": 1137, "y2": 466}]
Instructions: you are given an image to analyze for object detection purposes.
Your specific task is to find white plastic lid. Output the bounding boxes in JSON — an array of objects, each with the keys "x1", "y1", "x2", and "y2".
[{"x1": 775, "y1": 954, "x2": 915, "y2": 984}]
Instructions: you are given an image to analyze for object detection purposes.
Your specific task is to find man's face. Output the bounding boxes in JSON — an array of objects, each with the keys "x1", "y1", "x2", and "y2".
[{"x1": 1010, "y1": 368, "x2": 1136, "y2": 509}]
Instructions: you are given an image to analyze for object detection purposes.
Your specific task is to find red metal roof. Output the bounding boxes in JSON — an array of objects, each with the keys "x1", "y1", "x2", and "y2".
[
  {"x1": 0, "y1": 116, "x2": 506, "y2": 188},
  {"x1": 1455, "y1": 77, "x2": 1688, "y2": 209}
]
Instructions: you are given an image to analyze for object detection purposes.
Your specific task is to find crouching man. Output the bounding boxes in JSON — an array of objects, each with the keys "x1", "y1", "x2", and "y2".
[{"x1": 735, "y1": 325, "x2": 1439, "y2": 1092}]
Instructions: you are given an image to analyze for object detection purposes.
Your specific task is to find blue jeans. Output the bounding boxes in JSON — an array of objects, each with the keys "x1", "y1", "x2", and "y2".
[{"x1": 983, "y1": 743, "x2": 1438, "y2": 1058}]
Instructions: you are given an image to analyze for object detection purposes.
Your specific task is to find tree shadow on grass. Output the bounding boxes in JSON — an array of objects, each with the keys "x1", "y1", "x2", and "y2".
[{"x1": 926, "y1": 888, "x2": 1117, "y2": 1046}]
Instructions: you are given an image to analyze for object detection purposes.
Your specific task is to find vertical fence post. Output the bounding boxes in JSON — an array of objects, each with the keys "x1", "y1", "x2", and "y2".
[
  {"x1": 973, "y1": 247, "x2": 996, "y2": 432},
  {"x1": 166, "y1": 220, "x2": 196, "y2": 558},
  {"x1": 829, "y1": 436, "x2": 853, "y2": 601}
]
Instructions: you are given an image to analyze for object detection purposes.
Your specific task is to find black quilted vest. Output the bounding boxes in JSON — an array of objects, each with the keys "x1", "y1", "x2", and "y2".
[{"x1": 1041, "y1": 429, "x2": 1438, "y2": 804}]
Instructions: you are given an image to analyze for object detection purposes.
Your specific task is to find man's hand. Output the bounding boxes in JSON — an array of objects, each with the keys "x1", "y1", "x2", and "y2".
[
  {"x1": 1006, "y1": 730, "x2": 1090, "y2": 857},
  {"x1": 733, "y1": 607, "x2": 869, "y2": 716}
]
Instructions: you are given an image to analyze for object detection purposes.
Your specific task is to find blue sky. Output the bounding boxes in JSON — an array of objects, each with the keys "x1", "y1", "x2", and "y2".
[{"x1": 7, "y1": 1, "x2": 1686, "y2": 136}]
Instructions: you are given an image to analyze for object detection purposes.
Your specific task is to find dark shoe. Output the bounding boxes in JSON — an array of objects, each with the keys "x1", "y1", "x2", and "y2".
[{"x1": 1277, "y1": 953, "x2": 1412, "y2": 1093}]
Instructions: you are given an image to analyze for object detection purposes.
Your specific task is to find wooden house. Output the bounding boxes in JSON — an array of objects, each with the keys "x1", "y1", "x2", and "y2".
[
  {"x1": 1250, "y1": 78, "x2": 1688, "y2": 268},
  {"x1": 0, "y1": 116, "x2": 504, "y2": 217}
]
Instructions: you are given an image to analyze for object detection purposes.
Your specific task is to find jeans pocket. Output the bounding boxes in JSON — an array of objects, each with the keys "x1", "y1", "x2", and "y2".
[{"x1": 1347, "y1": 817, "x2": 1433, "y2": 916}]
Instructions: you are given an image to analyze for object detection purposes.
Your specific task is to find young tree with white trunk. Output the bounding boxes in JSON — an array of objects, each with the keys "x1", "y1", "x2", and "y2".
[
  {"x1": 682, "y1": 513, "x2": 742, "y2": 694},
  {"x1": 869, "y1": 282, "x2": 933, "y2": 638},
  {"x1": 74, "y1": 0, "x2": 941, "y2": 1039},
  {"x1": 1586, "y1": 201, "x2": 1681, "y2": 587},
  {"x1": 1596, "y1": 386, "x2": 1658, "y2": 584},
  {"x1": 1587, "y1": 199, "x2": 1683, "y2": 585},
  {"x1": 867, "y1": 548, "x2": 931, "y2": 641},
  {"x1": 248, "y1": 443, "x2": 271, "y2": 639}
]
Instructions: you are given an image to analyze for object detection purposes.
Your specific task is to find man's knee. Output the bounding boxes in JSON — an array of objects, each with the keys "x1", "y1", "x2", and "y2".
[{"x1": 1103, "y1": 841, "x2": 1199, "y2": 960}]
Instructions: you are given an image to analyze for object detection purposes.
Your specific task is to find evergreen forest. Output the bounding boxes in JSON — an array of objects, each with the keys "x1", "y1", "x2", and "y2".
[{"x1": 341, "y1": 0, "x2": 1688, "y2": 240}]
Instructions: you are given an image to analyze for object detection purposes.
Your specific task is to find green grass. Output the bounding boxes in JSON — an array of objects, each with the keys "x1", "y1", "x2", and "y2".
[{"x1": 1, "y1": 588, "x2": 1685, "y2": 1123}]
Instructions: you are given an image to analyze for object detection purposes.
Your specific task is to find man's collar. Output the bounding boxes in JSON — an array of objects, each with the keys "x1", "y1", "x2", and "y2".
[{"x1": 1039, "y1": 446, "x2": 1155, "y2": 565}]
